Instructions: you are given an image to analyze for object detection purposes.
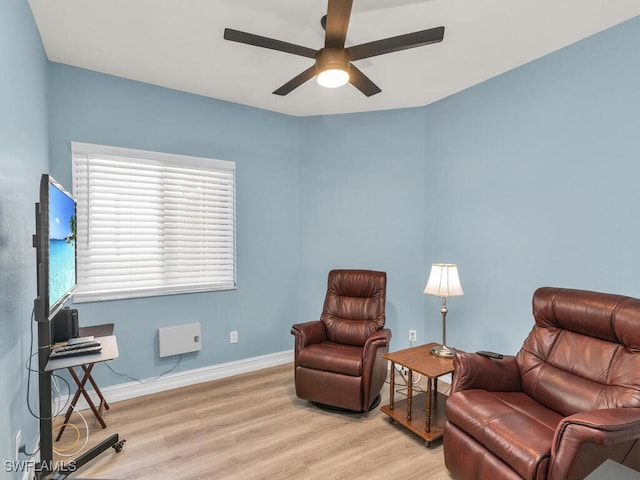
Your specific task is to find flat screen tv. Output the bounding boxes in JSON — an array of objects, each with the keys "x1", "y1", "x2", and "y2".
[{"x1": 35, "y1": 174, "x2": 77, "y2": 322}]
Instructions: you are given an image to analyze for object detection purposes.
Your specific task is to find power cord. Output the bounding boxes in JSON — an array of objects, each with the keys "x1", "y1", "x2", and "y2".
[
  {"x1": 395, "y1": 363, "x2": 422, "y2": 386},
  {"x1": 53, "y1": 406, "x2": 90, "y2": 457},
  {"x1": 25, "y1": 350, "x2": 72, "y2": 419},
  {"x1": 103, "y1": 352, "x2": 183, "y2": 383},
  {"x1": 23, "y1": 308, "x2": 72, "y2": 458},
  {"x1": 26, "y1": 308, "x2": 73, "y2": 417},
  {"x1": 384, "y1": 364, "x2": 421, "y2": 397}
]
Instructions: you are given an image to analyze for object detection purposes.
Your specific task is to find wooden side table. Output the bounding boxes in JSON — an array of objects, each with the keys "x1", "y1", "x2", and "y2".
[{"x1": 380, "y1": 342, "x2": 456, "y2": 446}]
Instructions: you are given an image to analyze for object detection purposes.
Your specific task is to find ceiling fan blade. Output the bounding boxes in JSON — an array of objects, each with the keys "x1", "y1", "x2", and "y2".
[
  {"x1": 224, "y1": 28, "x2": 316, "y2": 59},
  {"x1": 349, "y1": 64, "x2": 381, "y2": 97},
  {"x1": 273, "y1": 65, "x2": 317, "y2": 96},
  {"x1": 347, "y1": 26, "x2": 444, "y2": 61},
  {"x1": 325, "y1": 0, "x2": 353, "y2": 48}
]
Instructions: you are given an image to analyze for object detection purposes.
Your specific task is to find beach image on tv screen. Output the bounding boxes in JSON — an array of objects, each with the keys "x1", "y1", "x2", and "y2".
[{"x1": 49, "y1": 183, "x2": 76, "y2": 309}]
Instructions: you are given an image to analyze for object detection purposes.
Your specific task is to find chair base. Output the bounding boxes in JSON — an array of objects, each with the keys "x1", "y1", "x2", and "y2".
[{"x1": 311, "y1": 394, "x2": 382, "y2": 414}]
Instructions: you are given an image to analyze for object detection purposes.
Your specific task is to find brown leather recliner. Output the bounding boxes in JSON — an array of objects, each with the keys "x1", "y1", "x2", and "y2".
[
  {"x1": 291, "y1": 269, "x2": 391, "y2": 412},
  {"x1": 444, "y1": 287, "x2": 640, "y2": 480}
]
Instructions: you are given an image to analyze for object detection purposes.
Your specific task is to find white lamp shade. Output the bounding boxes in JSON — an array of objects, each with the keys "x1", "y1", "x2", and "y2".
[{"x1": 424, "y1": 263, "x2": 463, "y2": 297}]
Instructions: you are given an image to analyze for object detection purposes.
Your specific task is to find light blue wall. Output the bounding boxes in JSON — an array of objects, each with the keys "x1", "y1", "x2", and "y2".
[
  {"x1": 47, "y1": 65, "x2": 302, "y2": 388},
  {"x1": 298, "y1": 110, "x2": 428, "y2": 346},
  {"x1": 421, "y1": 16, "x2": 640, "y2": 354},
  {"x1": 299, "y1": 16, "x2": 640, "y2": 355},
  {"x1": 0, "y1": 0, "x2": 50, "y2": 473}
]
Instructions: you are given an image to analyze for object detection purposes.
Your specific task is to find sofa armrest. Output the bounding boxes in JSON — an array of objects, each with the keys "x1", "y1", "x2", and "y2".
[
  {"x1": 451, "y1": 352, "x2": 522, "y2": 394},
  {"x1": 291, "y1": 320, "x2": 326, "y2": 350},
  {"x1": 549, "y1": 408, "x2": 640, "y2": 480}
]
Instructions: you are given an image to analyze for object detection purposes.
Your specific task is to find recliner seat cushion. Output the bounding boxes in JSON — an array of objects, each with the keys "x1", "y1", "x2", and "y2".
[
  {"x1": 297, "y1": 342, "x2": 363, "y2": 377},
  {"x1": 446, "y1": 390, "x2": 563, "y2": 479}
]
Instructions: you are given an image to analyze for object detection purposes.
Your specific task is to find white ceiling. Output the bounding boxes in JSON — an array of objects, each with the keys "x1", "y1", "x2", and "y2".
[{"x1": 28, "y1": 0, "x2": 639, "y2": 117}]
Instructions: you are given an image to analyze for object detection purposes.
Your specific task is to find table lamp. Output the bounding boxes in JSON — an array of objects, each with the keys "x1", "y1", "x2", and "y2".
[{"x1": 424, "y1": 263, "x2": 463, "y2": 358}]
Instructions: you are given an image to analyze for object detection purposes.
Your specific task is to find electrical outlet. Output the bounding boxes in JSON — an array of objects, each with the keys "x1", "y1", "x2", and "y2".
[
  {"x1": 230, "y1": 331, "x2": 238, "y2": 344},
  {"x1": 409, "y1": 330, "x2": 417, "y2": 342},
  {"x1": 15, "y1": 430, "x2": 21, "y2": 461}
]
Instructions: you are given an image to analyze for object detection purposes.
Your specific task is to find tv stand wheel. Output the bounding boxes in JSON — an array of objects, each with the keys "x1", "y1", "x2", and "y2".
[{"x1": 112, "y1": 439, "x2": 126, "y2": 453}]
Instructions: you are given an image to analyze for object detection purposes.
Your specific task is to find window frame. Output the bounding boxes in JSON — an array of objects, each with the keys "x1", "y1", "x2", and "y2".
[{"x1": 71, "y1": 142, "x2": 236, "y2": 303}]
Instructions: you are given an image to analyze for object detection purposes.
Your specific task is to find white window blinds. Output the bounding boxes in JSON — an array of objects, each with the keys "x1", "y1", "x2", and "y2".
[{"x1": 71, "y1": 142, "x2": 236, "y2": 302}]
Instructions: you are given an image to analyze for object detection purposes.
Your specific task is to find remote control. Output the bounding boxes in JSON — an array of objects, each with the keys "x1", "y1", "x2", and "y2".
[{"x1": 476, "y1": 350, "x2": 503, "y2": 359}]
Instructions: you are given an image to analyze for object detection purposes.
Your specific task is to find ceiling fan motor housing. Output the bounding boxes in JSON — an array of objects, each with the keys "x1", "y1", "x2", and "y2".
[{"x1": 315, "y1": 48, "x2": 351, "y2": 76}]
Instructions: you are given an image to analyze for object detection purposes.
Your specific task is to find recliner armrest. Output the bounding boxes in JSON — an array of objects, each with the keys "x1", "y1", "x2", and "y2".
[
  {"x1": 291, "y1": 320, "x2": 326, "y2": 350},
  {"x1": 363, "y1": 328, "x2": 391, "y2": 357},
  {"x1": 451, "y1": 352, "x2": 522, "y2": 394},
  {"x1": 549, "y1": 407, "x2": 640, "y2": 480},
  {"x1": 554, "y1": 407, "x2": 640, "y2": 448}
]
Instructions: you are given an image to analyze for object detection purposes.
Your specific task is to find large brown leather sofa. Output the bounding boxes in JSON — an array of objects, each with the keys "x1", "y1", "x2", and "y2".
[
  {"x1": 291, "y1": 269, "x2": 391, "y2": 412},
  {"x1": 444, "y1": 287, "x2": 640, "y2": 479}
]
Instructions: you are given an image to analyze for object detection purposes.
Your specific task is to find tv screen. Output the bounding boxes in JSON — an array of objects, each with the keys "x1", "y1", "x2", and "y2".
[
  {"x1": 48, "y1": 179, "x2": 76, "y2": 314},
  {"x1": 36, "y1": 174, "x2": 77, "y2": 321}
]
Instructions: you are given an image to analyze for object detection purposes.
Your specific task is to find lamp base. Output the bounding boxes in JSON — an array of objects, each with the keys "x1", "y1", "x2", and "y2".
[{"x1": 430, "y1": 344, "x2": 456, "y2": 358}]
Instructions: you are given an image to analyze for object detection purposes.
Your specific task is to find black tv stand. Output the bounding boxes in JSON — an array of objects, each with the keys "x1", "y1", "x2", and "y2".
[
  {"x1": 33, "y1": 191, "x2": 126, "y2": 479},
  {"x1": 35, "y1": 329, "x2": 126, "y2": 480},
  {"x1": 34, "y1": 327, "x2": 126, "y2": 479},
  {"x1": 33, "y1": 306, "x2": 126, "y2": 479}
]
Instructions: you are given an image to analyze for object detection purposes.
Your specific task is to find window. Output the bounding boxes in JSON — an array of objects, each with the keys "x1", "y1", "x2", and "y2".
[{"x1": 72, "y1": 142, "x2": 235, "y2": 302}]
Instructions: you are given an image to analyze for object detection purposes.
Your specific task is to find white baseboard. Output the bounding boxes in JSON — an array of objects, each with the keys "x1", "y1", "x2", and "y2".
[{"x1": 60, "y1": 349, "x2": 293, "y2": 411}]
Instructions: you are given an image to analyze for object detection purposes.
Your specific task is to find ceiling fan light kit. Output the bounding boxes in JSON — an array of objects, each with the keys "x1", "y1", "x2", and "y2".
[
  {"x1": 316, "y1": 48, "x2": 351, "y2": 88},
  {"x1": 317, "y1": 68, "x2": 350, "y2": 88},
  {"x1": 223, "y1": 0, "x2": 444, "y2": 97}
]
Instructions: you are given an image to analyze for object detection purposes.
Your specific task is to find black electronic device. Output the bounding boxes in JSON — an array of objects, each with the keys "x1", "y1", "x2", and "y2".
[
  {"x1": 49, "y1": 344, "x2": 102, "y2": 359},
  {"x1": 34, "y1": 174, "x2": 77, "y2": 323},
  {"x1": 52, "y1": 307, "x2": 79, "y2": 343},
  {"x1": 52, "y1": 340, "x2": 101, "y2": 353},
  {"x1": 476, "y1": 350, "x2": 504, "y2": 360}
]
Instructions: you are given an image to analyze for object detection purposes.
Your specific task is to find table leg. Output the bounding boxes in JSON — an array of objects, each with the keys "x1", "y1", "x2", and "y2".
[
  {"x1": 389, "y1": 362, "x2": 395, "y2": 411},
  {"x1": 407, "y1": 369, "x2": 413, "y2": 421},
  {"x1": 75, "y1": 364, "x2": 107, "y2": 429},
  {"x1": 56, "y1": 364, "x2": 107, "y2": 441},
  {"x1": 55, "y1": 367, "x2": 84, "y2": 441},
  {"x1": 426, "y1": 377, "x2": 433, "y2": 433},
  {"x1": 83, "y1": 364, "x2": 110, "y2": 414}
]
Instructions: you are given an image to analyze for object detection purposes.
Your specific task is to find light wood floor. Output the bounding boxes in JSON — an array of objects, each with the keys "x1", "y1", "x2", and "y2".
[{"x1": 54, "y1": 363, "x2": 451, "y2": 479}]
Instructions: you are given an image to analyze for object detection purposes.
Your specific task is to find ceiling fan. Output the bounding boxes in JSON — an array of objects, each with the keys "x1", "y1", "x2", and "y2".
[{"x1": 223, "y1": 0, "x2": 444, "y2": 97}]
